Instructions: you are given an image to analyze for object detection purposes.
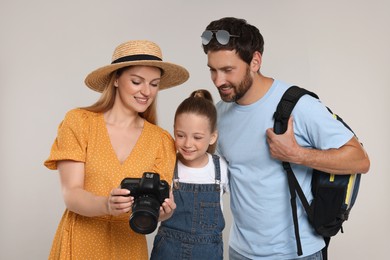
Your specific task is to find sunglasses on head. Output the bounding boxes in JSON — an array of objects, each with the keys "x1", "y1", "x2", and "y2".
[{"x1": 201, "y1": 30, "x2": 240, "y2": 45}]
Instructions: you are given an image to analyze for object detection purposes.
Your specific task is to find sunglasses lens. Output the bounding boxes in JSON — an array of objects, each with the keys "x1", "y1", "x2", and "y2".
[
  {"x1": 201, "y1": 31, "x2": 213, "y2": 45},
  {"x1": 216, "y1": 30, "x2": 230, "y2": 45}
]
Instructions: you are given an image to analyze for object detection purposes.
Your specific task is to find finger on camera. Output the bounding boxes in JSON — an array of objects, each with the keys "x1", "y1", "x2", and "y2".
[
  {"x1": 111, "y1": 195, "x2": 132, "y2": 205},
  {"x1": 165, "y1": 198, "x2": 176, "y2": 209},
  {"x1": 113, "y1": 201, "x2": 132, "y2": 211},
  {"x1": 111, "y1": 188, "x2": 131, "y2": 196},
  {"x1": 161, "y1": 202, "x2": 174, "y2": 212}
]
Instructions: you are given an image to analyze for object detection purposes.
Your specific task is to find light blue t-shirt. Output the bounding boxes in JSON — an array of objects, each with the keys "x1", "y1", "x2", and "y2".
[{"x1": 216, "y1": 80, "x2": 354, "y2": 259}]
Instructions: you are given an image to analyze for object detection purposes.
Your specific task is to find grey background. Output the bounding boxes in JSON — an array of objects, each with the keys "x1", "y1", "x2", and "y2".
[{"x1": 1, "y1": 0, "x2": 389, "y2": 259}]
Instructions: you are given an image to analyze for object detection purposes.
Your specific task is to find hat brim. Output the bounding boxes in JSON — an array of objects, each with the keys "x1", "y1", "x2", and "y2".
[{"x1": 84, "y1": 60, "x2": 189, "y2": 92}]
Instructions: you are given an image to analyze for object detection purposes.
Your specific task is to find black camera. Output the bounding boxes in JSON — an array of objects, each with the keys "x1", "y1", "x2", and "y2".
[{"x1": 120, "y1": 172, "x2": 170, "y2": 234}]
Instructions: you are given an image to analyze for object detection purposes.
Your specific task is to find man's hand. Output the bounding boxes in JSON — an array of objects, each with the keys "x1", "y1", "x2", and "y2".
[
  {"x1": 266, "y1": 116, "x2": 370, "y2": 174},
  {"x1": 266, "y1": 116, "x2": 302, "y2": 164}
]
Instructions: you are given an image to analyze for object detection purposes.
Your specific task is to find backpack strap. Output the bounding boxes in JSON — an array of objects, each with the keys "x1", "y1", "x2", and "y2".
[
  {"x1": 322, "y1": 237, "x2": 330, "y2": 260},
  {"x1": 273, "y1": 86, "x2": 319, "y2": 256},
  {"x1": 274, "y1": 86, "x2": 318, "y2": 134}
]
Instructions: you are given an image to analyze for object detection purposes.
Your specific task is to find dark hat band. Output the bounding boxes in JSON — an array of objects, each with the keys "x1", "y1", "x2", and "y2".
[{"x1": 111, "y1": 54, "x2": 162, "y2": 64}]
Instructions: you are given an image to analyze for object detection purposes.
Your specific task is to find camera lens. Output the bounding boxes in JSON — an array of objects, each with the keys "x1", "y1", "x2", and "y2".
[{"x1": 129, "y1": 196, "x2": 160, "y2": 234}]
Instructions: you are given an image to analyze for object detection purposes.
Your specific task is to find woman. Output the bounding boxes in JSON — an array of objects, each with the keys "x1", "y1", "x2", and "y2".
[{"x1": 44, "y1": 40, "x2": 189, "y2": 259}]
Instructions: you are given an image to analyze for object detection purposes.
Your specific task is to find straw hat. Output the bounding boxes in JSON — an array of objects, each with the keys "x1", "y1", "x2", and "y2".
[{"x1": 85, "y1": 40, "x2": 189, "y2": 92}]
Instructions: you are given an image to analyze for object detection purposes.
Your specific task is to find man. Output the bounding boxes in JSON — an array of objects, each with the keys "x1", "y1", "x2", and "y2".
[{"x1": 201, "y1": 17, "x2": 370, "y2": 260}]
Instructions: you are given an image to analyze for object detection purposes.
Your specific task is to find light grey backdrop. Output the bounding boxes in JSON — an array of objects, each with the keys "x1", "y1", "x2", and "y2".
[{"x1": 1, "y1": 0, "x2": 389, "y2": 259}]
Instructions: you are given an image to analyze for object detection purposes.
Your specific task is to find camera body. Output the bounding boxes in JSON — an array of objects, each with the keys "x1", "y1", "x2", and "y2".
[
  {"x1": 120, "y1": 172, "x2": 170, "y2": 234},
  {"x1": 121, "y1": 172, "x2": 170, "y2": 204}
]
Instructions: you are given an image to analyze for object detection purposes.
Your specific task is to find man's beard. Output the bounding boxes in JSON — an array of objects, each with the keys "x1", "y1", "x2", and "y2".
[{"x1": 219, "y1": 67, "x2": 253, "y2": 102}]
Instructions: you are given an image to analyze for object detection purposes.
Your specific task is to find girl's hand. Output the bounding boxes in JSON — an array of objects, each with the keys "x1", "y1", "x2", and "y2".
[{"x1": 158, "y1": 190, "x2": 176, "y2": 222}]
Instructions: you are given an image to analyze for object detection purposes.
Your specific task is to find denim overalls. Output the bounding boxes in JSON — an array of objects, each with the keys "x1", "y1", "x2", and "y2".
[{"x1": 150, "y1": 154, "x2": 225, "y2": 260}]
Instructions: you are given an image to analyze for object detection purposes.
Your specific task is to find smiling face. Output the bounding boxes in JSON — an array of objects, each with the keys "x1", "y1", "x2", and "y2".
[
  {"x1": 174, "y1": 112, "x2": 217, "y2": 168},
  {"x1": 114, "y1": 65, "x2": 161, "y2": 113},
  {"x1": 207, "y1": 50, "x2": 254, "y2": 104}
]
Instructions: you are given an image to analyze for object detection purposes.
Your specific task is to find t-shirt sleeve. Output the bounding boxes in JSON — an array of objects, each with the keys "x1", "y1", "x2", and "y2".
[
  {"x1": 292, "y1": 95, "x2": 354, "y2": 150},
  {"x1": 152, "y1": 129, "x2": 176, "y2": 183},
  {"x1": 44, "y1": 109, "x2": 89, "y2": 170}
]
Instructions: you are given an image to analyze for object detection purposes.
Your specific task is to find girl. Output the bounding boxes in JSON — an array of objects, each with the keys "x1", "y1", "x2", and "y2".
[{"x1": 150, "y1": 89, "x2": 229, "y2": 260}]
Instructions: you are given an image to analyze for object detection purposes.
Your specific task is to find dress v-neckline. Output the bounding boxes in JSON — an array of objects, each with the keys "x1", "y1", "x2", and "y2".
[{"x1": 100, "y1": 113, "x2": 146, "y2": 165}]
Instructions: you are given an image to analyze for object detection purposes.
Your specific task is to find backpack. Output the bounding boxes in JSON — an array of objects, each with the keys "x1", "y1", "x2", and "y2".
[{"x1": 273, "y1": 86, "x2": 361, "y2": 259}]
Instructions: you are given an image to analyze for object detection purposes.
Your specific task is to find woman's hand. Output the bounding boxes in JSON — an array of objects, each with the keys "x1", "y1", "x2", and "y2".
[
  {"x1": 158, "y1": 191, "x2": 176, "y2": 222},
  {"x1": 107, "y1": 188, "x2": 133, "y2": 216}
]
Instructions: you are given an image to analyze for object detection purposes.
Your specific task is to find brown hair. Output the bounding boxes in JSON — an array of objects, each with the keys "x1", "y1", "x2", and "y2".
[
  {"x1": 174, "y1": 89, "x2": 217, "y2": 153},
  {"x1": 202, "y1": 17, "x2": 265, "y2": 65},
  {"x1": 81, "y1": 67, "x2": 158, "y2": 124}
]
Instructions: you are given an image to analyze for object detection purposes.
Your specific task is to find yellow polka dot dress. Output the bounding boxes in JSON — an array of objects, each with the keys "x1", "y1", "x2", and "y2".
[{"x1": 44, "y1": 109, "x2": 176, "y2": 260}]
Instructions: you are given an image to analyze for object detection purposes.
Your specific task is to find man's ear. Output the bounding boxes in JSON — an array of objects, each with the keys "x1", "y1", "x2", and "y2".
[{"x1": 250, "y1": 51, "x2": 262, "y2": 72}]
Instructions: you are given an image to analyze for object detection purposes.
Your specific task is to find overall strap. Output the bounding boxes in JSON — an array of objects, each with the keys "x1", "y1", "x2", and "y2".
[
  {"x1": 211, "y1": 154, "x2": 221, "y2": 191},
  {"x1": 172, "y1": 157, "x2": 180, "y2": 190}
]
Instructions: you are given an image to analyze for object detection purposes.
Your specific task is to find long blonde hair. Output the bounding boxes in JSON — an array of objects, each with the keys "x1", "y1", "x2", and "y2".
[{"x1": 82, "y1": 67, "x2": 158, "y2": 125}]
